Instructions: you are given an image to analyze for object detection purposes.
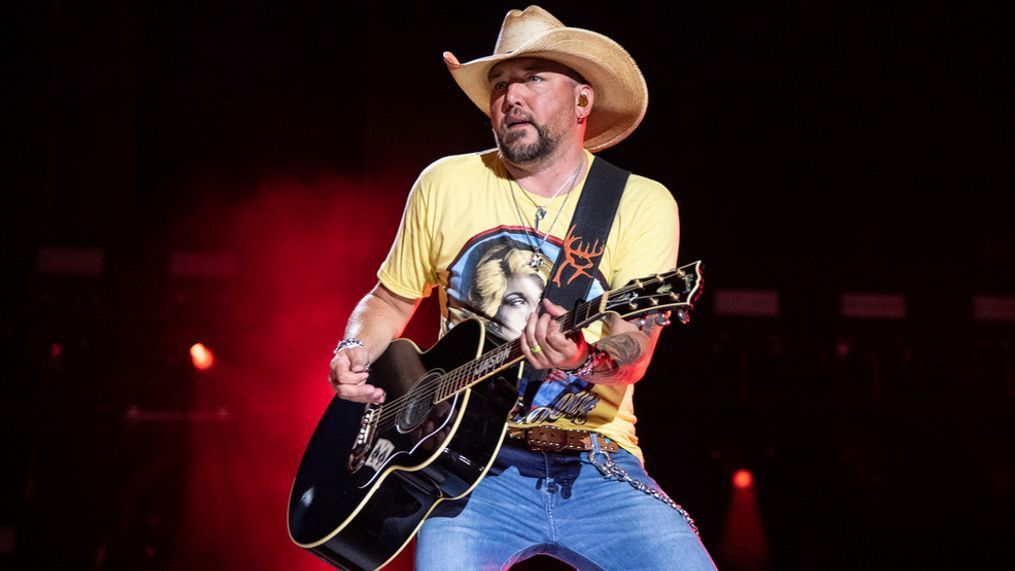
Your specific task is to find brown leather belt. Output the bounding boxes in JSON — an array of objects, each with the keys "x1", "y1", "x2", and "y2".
[{"x1": 506, "y1": 425, "x2": 620, "y2": 453}]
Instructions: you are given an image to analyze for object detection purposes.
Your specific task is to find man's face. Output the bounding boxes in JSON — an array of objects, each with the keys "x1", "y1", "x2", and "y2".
[{"x1": 488, "y1": 58, "x2": 581, "y2": 164}]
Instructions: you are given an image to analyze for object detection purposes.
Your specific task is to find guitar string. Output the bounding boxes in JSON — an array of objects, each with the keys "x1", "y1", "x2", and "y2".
[
  {"x1": 371, "y1": 280, "x2": 673, "y2": 429},
  {"x1": 374, "y1": 300, "x2": 585, "y2": 416},
  {"x1": 370, "y1": 280, "x2": 681, "y2": 428},
  {"x1": 370, "y1": 262, "x2": 700, "y2": 426},
  {"x1": 371, "y1": 297, "x2": 598, "y2": 428},
  {"x1": 372, "y1": 331, "x2": 531, "y2": 429},
  {"x1": 396, "y1": 299, "x2": 585, "y2": 408},
  {"x1": 365, "y1": 267, "x2": 699, "y2": 431},
  {"x1": 372, "y1": 290, "x2": 684, "y2": 433},
  {"x1": 369, "y1": 289, "x2": 642, "y2": 429}
]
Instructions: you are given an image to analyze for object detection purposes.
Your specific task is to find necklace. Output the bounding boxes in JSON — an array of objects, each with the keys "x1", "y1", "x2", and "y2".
[
  {"x1": 527, "y1": 158, "x2": 583, "y2": 226},
  {"x1": 508, "y1": 156, "x2": 585, "y2": 269}
]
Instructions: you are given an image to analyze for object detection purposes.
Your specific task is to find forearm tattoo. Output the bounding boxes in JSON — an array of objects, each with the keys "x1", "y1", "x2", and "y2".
[{"x1": 591, "y1": 333, "x2": 646, "y2": 381}]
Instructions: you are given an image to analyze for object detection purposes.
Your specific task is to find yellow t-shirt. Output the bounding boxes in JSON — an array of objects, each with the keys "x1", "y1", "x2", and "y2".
[{"x1": 377, "y1": 149, "x2": 679, "y2": 461}]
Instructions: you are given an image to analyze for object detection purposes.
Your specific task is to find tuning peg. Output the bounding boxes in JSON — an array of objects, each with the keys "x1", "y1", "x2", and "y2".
[{"x1": 675, "y1": 308, "x2": 690, "y2": 324}]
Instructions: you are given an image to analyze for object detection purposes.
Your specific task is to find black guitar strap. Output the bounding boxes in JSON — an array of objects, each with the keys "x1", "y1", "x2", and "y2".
[
  {"x1": 543, "y1": 156, "x2": 629, "y2": 307},
  {"x1": 519, "y1": 156, "x2": 629, "y2": 404}
]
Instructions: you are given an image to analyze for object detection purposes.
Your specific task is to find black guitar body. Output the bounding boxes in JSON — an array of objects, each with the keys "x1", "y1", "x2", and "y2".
[{"x1": 287, "y1": 319, "x2": 519, "y2": 570}]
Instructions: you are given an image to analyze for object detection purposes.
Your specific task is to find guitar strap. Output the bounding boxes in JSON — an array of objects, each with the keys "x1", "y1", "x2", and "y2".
[
  {"x1": 519, "y1": 156, "x2": 630, "y2": 406},
  {"x1": 543, "y1": 156, "x2": 629, "y2": 307}
]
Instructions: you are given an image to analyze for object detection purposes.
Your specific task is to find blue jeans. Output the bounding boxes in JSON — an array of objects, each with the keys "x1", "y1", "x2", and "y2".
[{"x1": 416, "y1": 438, "x2": 716, "y2": 570}]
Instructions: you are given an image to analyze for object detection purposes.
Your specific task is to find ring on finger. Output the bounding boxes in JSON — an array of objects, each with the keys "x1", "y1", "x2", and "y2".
[{"x1": 531, "y1": 344, "x2": 542, "y2": 354}]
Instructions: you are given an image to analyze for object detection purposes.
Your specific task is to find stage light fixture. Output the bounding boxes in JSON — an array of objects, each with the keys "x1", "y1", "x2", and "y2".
[
  {"x1": 732, "y1": 468, "x2": 754, "y2": 490},
  {"x1": 190, "y1": 343, "x2": 214, "y2": 370},
  {"x1": 714, "y1": 289, "x2": 780, "y2": 317},
  {"x1": 840, "y1": 292, "x2": 906, "y2": 320},
  {"x1": 973, "y1": 295, "x2": 1015, "y2": 323},
  {"x1": 35, "y1": 247, "x2": 105, "y2": 276}
]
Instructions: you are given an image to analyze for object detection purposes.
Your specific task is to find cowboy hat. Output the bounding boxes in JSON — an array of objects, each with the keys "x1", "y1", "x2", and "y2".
[{"x1": 443, "y1": 5, "x2": 648, "y2": 152}]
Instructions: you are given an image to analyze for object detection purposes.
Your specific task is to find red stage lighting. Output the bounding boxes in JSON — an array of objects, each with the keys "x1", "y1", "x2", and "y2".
[
  {"x1": 190, "y1": 343, "x2": 214, "y2": 370},
  {"x1": 721, "y1": 467, "x2": 770, "y2": 568},
  {"x1": 732, "y1": 468, "x2": 754, "y2": 490}
]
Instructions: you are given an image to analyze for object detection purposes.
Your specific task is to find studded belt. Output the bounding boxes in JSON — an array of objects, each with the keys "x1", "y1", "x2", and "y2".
[{"x1": 506, "y1": 425, "x2": 621, "y2": 453}]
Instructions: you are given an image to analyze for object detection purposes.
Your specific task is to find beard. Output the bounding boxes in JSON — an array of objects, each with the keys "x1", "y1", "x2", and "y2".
[{"x1": 495, "y1": 119, "x2": 558, "y2": 164}]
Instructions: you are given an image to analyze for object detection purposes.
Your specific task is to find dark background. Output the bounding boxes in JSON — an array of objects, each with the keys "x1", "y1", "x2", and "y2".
[{"x1": 5, "y1": 1, "x2": 1013, "y2": 569}]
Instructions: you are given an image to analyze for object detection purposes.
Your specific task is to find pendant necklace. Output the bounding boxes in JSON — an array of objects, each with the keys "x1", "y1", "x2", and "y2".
[{"x1": 508, "y1": 156, "x2": 585, "y2": 270}]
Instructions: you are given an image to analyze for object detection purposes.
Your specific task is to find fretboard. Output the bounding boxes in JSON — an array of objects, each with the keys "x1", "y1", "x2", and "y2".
[{"x1": 432, "y1": 296, "x2": 601, "y2": 402}]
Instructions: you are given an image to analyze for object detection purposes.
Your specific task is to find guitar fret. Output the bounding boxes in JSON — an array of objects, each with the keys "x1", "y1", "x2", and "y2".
[
  {"x1": 436, "y1": 340, "x2": 521, "y2": 403},
  {"x1": 434, "y1": 301, "x2": 597, "y2": 403}
]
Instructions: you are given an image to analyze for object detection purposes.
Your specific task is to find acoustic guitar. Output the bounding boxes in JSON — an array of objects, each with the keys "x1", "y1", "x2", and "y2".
[{"x1": 287, "y1": 261, "x2": 704, "y2": 570}]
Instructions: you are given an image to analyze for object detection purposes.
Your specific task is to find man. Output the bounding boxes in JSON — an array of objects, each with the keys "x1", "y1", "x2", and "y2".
[{"x1": 329, "y1": 6, "x2": 715, "y2": 569}]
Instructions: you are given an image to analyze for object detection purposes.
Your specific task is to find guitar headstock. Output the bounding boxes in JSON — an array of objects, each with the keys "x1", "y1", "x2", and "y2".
[{"x1": 602, "y1": 261, "x2": 704, "y2": 324}]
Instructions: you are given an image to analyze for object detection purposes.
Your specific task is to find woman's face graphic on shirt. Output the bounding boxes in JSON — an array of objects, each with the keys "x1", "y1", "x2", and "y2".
[{"x1": 494, "y1": 273, "x2": 543, "y2": 339}]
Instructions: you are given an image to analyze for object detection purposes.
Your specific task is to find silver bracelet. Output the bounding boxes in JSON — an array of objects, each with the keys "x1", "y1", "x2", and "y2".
[{"x1": 333, "y1": 337, "x2": 365, "y2": 356}]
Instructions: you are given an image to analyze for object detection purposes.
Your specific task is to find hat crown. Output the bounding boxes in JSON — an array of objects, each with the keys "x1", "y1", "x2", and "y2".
[{"x1": 494, "y1": 6, "x2": 564, "y2": 54}]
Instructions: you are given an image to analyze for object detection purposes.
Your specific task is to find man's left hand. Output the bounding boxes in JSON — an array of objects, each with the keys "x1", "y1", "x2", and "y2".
[{"x1": 521, "y1": 298, "x2": 588, "y2": 371}]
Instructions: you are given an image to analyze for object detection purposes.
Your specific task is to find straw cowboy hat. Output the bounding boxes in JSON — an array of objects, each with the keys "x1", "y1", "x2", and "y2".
[{"x1": 443, "y1": 5, "x2": 648, "y2": 152}]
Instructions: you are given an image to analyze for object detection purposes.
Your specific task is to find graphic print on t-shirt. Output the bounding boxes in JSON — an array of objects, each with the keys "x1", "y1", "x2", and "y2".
[{"x1": 445, "y1": 226, "x2": 606, "y2": 425}]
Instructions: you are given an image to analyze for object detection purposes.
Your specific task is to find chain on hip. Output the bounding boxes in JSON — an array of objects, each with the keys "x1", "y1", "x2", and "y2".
[{"x1": 587, "y1": 450, "x2": 700, "y2": 536}]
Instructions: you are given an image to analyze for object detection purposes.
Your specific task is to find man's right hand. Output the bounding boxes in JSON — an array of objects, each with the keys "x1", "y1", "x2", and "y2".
[
  {"x1": 330, "y1": 346, "x2": 386, "y2": 404},
  {"x1": 328, "y1": 283, "x2": 420, "y2": 404}
]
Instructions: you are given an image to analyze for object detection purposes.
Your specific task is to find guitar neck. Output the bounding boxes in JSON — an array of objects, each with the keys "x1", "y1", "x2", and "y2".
[
  {"x1": 431, "y1": 292, "x2": 613, "y2": 403},
  {"x1": 432, "y1": 261, "x2": 701, "y2": 403},
  {"x1": 433, "y1": 299, "x2": 598, "y2": 402}
]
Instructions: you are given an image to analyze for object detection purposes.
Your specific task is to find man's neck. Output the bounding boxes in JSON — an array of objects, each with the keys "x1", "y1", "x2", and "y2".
[{"x1": 504, "y1": 146, "x2": 588, "y2": 199}]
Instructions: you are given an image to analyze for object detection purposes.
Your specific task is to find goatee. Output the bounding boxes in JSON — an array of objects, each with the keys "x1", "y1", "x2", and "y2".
[{"x1": 495, "y1": 121, "x2": 557, "y2": 164}]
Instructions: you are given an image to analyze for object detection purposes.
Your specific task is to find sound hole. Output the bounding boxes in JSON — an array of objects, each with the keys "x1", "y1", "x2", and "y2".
[{"x1": 396, "y1": 371, "x2": 440, "y2": 433}]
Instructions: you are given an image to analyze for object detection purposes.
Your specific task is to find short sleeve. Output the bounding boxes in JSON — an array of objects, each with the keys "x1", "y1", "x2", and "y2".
[
  {"x1": 610, "y1": 179, "x2": 680, "y2": 290},
  {"x1": 377, "y1": 175, "x2": 438, "y2": 299}
]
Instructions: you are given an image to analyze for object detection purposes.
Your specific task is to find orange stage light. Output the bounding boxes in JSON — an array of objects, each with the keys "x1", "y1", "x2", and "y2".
[
  {"x1": 732, "y1": 468, "x2": 754, "y2": 490},
  {"x1": 190, "y1": 343, "x2": 214, "y2": 370}
]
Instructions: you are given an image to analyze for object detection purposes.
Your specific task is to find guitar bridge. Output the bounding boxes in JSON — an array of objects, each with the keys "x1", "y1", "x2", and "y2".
[{"x1": 346, "y1": 403, "x2": 380, "y2": 474}]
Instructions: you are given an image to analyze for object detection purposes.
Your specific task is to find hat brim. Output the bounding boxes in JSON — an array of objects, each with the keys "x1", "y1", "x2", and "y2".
[{"x1": 445, "y1": 28, "x2": 648, "y2": 152}]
